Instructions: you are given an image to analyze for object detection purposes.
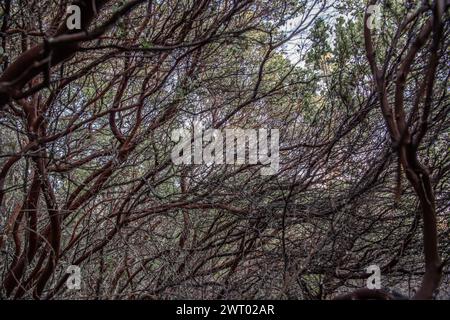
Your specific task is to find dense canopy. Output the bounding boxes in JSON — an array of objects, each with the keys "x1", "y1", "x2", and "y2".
[{"x1": 0, "y1": 0, "x2": 448, "y2": 299}]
